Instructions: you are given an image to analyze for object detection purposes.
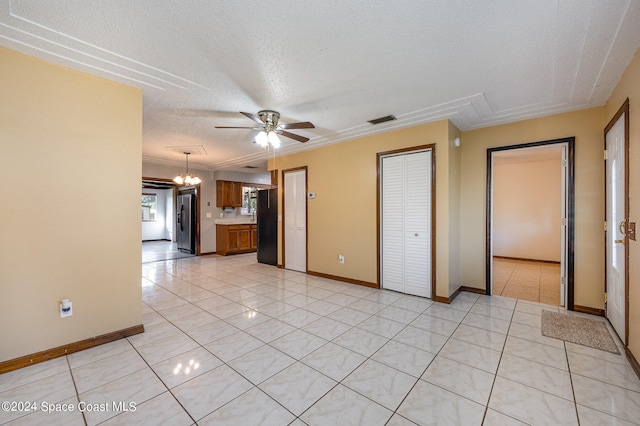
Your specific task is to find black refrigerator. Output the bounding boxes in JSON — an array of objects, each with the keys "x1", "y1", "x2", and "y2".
[
  {"x1": 176, "y1": 193, "x2": 195, "y2": 253},
  {"x1": 257, "y1": 189, "x2": 278, "y2": 265}
]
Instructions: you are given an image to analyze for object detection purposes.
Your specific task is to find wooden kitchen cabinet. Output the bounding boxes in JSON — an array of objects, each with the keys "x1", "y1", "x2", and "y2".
[
  {"x1": 216, "y1": 180, "x2": 243, "y2": 208},
  {"x1": 216, "y1": 224, "x2": 257, "y2": 255}
]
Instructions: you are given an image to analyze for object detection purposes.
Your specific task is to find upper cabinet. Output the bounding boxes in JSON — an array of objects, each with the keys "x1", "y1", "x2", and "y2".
[{"x1": 216, "y1": 180, "x2": 243, "y2": 208}]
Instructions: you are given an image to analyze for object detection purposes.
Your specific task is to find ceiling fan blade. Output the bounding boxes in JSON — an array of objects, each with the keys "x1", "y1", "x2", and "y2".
[
  {"x1": 280, "y1": 130, "x2": 309, "y2": 143},
  {"x1": 280, "y1": 121, "x2": 315, "y2": 130},
  {"x1": 214, "y1": 126, "x2": 256, "y2": 129},
  {"x1": 240, "y1": 111, "x2": 265, "y2": 125}
]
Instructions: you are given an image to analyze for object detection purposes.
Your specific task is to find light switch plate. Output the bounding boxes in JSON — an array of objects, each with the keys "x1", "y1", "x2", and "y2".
[{"x1": 629, "y1": 222, "x2": 636, "y2": 241}]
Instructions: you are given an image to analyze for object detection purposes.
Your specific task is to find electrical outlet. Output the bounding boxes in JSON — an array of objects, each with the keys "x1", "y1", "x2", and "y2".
[
  {"x1": 60, "y1": 299, "x2": 72, "y2": 318},
  {"x1": 338, "y1": 254, "x2": 345, "y2": 264}
]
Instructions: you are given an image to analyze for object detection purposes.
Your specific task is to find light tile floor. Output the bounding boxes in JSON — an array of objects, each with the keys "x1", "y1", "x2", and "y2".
[
  {"x1": 142, "y1": 240, "x2": 195, "y2": 263},
  {"x1": 493, "y1": 257, "x2": 561, "y2": 306},
  {"x1": 2, "y1": 253, "x2": 639, "y2": 425}
]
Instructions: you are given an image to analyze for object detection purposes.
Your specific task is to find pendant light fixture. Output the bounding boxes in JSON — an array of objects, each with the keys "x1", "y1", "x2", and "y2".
[{"x1": 173, "y1": 152, "x2": 201, "y2": 186}]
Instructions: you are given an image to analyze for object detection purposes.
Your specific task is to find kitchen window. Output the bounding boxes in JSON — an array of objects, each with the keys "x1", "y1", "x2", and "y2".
[
  {"x1": 240, "y1": 186, "x2": 257, "y2": 215},
  {"x1": 141, "y1": 193, "x2": 157, "y2": 221}
]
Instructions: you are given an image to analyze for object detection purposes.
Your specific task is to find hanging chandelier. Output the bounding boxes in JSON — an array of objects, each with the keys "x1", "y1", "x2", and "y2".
[{"x1": 173, "y1": 152, "x2": 201, "y2": 185}]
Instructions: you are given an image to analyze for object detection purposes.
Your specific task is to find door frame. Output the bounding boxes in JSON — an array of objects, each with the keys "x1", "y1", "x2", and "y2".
[
  {"x1": 377, "y1": 144, "x2": 436, "y2": 298},
  {"x1": 485, "y1": 137, "x2": 575, "y2": 309},
  {"x1": 177, "y1": 184, "x2": 201, "y2": 255},
  {"x1": 141, "y1": 177, "x2": 201, "y2": 255},
  {"x1": 281, "y1": 166, "x2": 308, "y2": 272},
  {"x1": 604, "y1": 98, "x2": 630, "y2": 345}
]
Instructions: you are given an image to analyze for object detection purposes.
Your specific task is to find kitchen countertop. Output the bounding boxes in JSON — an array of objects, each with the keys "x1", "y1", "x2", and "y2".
[{"x1": 215, "y1": 218, "x2": 256, "y2": 225}]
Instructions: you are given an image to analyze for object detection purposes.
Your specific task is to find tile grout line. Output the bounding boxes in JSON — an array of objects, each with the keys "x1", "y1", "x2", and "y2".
[
  {"x1": 64, "y1": 356, "x2": 88, "y2": 426},
  {"x1": 565, "y1": 340, "x2": 582, "y2": 425},
  {"x1": 142, "y1": 257, "x2": 603, "y2": 424},
  {"x1": 144, "y1": 261, "x2": 391, "y2": 423},
  {"x1": 147, "y1": 261, "x2": 553, "y2": 425},
  {"x1": 124, "y1": 338, "x2": 199, "y2": 425},
  {"x1": 380, "y1": 295, "x2": 486, "y2": 424},
  {"x1": 478, "y1": 296, "x2": 517, "y2": 425}
]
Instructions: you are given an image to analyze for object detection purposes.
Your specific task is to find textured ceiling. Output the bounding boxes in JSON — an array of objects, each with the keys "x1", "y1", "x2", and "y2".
[{"x1": 2, "y1": 0, "x2": 639, "y2": 172}]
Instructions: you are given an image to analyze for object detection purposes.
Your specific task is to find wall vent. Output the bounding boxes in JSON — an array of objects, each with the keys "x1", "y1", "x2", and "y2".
[
  {"x1": 244, "y1": 165, "x2": 258, "y2": 169},
  {"x1": 367, "y1": 115, "x2": 396, "y2": 125}
]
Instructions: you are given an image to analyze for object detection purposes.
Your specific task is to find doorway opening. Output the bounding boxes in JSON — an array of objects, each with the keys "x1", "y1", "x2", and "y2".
[
  {"x1": 486, "y1": 138, "x2": 575, "y2": 309},
  {"x1": 141, "y1": 177, "x2": 200, "y2": 263}
]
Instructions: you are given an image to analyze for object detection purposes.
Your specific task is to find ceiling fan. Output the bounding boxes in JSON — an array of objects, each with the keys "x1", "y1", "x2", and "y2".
[{"x1": 215, "y1": 110, "x2": 315, "y2": 147}]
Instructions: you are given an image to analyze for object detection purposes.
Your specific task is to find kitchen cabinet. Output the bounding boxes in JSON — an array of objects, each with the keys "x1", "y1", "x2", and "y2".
[
  {"x1": 216, "y1": 224, "x2": 257, "y2": 255},
  {"x1": 216, "y1": 180, "x2": 243, "y2": 208}
]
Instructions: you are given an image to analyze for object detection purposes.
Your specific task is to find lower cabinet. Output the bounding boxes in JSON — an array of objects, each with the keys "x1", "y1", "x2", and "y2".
[{"x1": 216, "y1": 224, "x2": 257, "y2": 256}]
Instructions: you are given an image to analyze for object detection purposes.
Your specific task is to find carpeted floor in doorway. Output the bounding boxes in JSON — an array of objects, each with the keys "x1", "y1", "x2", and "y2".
[{"x1": 541, "y1": 310, "x2": 620, "y2": 354}]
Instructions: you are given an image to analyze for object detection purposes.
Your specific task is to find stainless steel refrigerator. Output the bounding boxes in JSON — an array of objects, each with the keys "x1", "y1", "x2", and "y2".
[
  {"x1": 257, "y1": 189, "x2": 278, "y2": 265},
  {"x1": 176, "y1": 193, "x2": 194, "y2": 253}
]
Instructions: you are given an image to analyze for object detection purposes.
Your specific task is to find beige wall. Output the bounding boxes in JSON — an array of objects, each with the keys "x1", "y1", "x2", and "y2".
[
  {"x1": 460, "y1": 108, "x2": 606, "y2": 309},
  {"x1": 493, "y1": 158, "x2": 562, "y2": 262},
  {"x1": 0, "y1": 47, "x2": 143, "y2": 362},
  {"x1": 448, "y1": 121, "x2": 463, "y2": 295},
  {"x1": 606, "y1": 48, "x2": 640, "y2": 358},
  {"x1": 270, "y1": 120, "x2": 460, "y2": 299}
]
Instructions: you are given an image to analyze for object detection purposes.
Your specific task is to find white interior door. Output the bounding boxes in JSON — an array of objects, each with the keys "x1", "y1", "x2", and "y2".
[
  {"x1": 605, "y1": 112, "x2": 626, "y2": 341},
  {"x1": 560, "y1": 145, "x2": 568, "y2": 307},
  {"x1": 381, "y1": 150, "x2": 432, "y2": 298},
  {"x1": 284, "y1": 169, "x2": 307, "y2": 272}
]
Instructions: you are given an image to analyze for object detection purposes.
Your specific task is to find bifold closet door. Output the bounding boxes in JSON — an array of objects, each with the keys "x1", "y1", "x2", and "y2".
[{"x1": 381, "y1": 150, "x2": 431, "y2": 298}]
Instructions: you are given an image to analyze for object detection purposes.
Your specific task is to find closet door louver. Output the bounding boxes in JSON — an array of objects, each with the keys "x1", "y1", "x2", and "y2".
[{"x1": 381, "y1": 150, "x2": 431, "y2": 298}]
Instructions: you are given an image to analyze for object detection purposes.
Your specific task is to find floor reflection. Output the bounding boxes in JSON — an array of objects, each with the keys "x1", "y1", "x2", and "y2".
[{"x1": 142, "y1": 240, "x2": 195, "y2": 263}]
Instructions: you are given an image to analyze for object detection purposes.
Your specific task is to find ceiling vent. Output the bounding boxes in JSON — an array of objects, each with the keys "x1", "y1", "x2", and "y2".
[
  {"x1": 244, "y1": 165, "x2": 258, "y2": 169},
  {"x1": 367, "y1": 115, "x2": 396, "y2": 125}
]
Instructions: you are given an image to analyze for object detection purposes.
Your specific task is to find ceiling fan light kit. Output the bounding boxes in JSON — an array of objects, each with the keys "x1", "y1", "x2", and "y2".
[
  {"x1": 173, "y1": 152, "x2": 201, "y2": 186},
  {"x1": 216, "y1": 110, "x2": 315, "y2": 148},
  {"x1": 255, "y1": 129, "x2": 281, "y2": 148}
]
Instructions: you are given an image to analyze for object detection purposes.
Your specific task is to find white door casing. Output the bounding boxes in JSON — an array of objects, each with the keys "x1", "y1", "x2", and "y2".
[
  {"x1": 605, "y1": 110, "x2": 627, "y2": 342},
  {"x1": 488, "y1": 141, "x2": 571, "y2": 307},
  {"x1": 560, "y1": 145, "x2": 568, "y2": 307},
  {"x1": 380, "y1": 149, "x2": 432, "y2": 298},
  {"x1": 284, "y1": 169, "x2": 307, "y2": 272}
]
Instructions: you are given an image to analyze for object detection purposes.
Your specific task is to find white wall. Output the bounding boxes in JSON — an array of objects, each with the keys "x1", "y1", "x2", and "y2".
[
  {"x1": 141, "y1": 188, "x2": 171, "y2": 241},
  {"x1": 493, "y1": 158, "x2": 562, "y2": 262},
  {"x1": 165, "y1": 189, "x2": 175, "y2": 241}
]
